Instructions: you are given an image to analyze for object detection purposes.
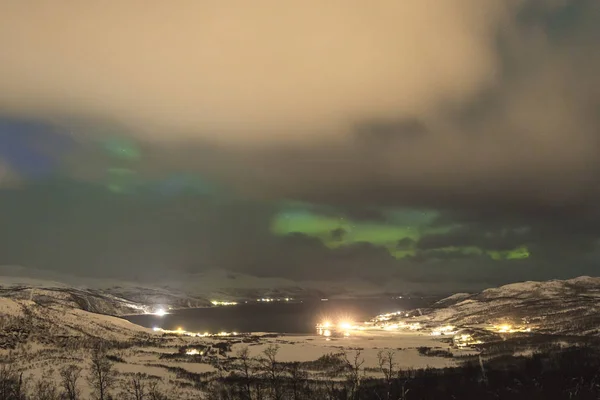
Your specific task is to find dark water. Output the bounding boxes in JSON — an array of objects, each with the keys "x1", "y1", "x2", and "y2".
[{"x1": 124, "y1": 297, "x2": 436, "y2": 334}]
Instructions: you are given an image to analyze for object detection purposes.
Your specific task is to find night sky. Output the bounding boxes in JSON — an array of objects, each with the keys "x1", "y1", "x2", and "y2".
[{"x1": 0, "y1": 1, "x2": 599, "y2": 291}]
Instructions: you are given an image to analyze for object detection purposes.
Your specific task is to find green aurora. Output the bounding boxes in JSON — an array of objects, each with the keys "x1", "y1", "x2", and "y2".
[
  {"x1": 271, "y1": 210, "x2": 529, "y2": 261},
  {"x1": 100, "y1": 137, "x2": 529, "y2": 262}
]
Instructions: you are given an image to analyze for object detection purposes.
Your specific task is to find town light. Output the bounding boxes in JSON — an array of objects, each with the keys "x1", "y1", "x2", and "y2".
[
  {"x1": 339, "y1": 321, "x2": 352, "y2": 330},
  {"x1": 211, "y1": 300, "x2": 238, "y2": 306}
]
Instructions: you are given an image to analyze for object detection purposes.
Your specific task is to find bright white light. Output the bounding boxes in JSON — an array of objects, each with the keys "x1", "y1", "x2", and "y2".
[
  {"x1": 186, "y1": 349, "x2": 200, "y2": 355},
  {"x1": 339, "y1": 322, "x2": 352, "y2": 330},
  {"x1": 155, "y1": 308, "x2": 167, "y2": 317},
  {"x1": 152, "y1": 327, "x2": 161, "y2": 332}
]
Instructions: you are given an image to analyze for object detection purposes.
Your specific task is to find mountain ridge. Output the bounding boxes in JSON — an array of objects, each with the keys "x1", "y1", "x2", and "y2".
[{"x1": 407, "y1": 275, "x2": 600, "y2": 336}]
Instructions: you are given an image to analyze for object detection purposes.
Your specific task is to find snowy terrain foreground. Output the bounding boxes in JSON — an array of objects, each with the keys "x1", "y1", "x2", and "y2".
[
  {"x1": 3, "y1": 276, "x2": 600, "y2": 397},
  {"x1": 0, "y1": 296, "x2": 469, "y2": 398}
]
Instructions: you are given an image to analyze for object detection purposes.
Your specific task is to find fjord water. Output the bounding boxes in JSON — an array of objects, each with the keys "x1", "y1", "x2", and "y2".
[{"x1": 124, "y1": 297, "x2": 437, "y2": 334}]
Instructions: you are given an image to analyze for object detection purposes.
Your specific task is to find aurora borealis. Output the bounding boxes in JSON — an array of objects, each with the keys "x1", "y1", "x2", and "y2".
[
  {"x1": 1, "y1": 128, "x2": 530, "y2": 264},
  {"x1": 1, "y1": 1, "x2": 600, "y2": 291},
  {"x1": 271, "y1": 207, "x2": 530, "y2": 261}
]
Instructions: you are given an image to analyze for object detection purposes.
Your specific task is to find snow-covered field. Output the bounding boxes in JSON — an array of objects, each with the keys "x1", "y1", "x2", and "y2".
[
  {"x1": 4, "y1": 274, "x2": 600, "y2": 398},
  {"x1": 231, "y1": 331, "x2": 472, "y2": 370},
  {"x1": 3, "y1": 325, "x2": 470, "y2": 398}
]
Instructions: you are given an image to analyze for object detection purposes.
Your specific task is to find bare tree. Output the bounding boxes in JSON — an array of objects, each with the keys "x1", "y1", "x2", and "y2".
[
  {"x1": 479, "y1": 354, "x2": 488, "y2": 386},
  {"x1": 342, "y1": 349, "x2": 365, "y2": 400},
  {"x1": 0, "y1": 361, "x2": 27, "y2": 400},
  {"x1": 33, "y1": 369, "x2": 60, "y2": 400},
  {"x1": 235, "y1": 346, "x2": 255, "y2": 400},
  {"x1": 377, "y1": 350, "x2": 396, "y2": 400},
  {"x1": 120, "y1": 373, "x2": 147, "y2": 400},
  {"x1": 323, "y1": 378, "x2": 339, "y2": 400},
  {"x1": 147, "y1": 380, "x2": 168, "y2": 400},
  {"x1": 287, "y1": 362, "x2": 308, "y2": 400},
  {"x1": 259, "y1": 344, "x2": 284, "y2": 400},
  {"x1": 60, "y1": 364, "x2": 82, "y2": 400},
  {"x1": 87, "y1": 344, "x2": 117, "y2": 400}
]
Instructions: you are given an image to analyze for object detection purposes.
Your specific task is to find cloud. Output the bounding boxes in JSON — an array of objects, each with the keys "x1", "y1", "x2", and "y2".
[
  {"x1": 0, "y1": 0, "x2": 512, "y2": 144},
  {"x1": 330, "y1": 228, "x2": 346, "y2": 241},
  {"x1": 2, "y1": 1, "x2": 599, "y2": 213},
  {"x1": 418, "y1": 226, "x2": 528, "y2": 252},
  {"x1": 250, "y1": 234, "x2": 402, "y2": 282}
]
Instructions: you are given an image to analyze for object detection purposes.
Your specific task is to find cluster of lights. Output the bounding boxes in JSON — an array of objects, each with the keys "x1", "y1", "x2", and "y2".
[
  {"x1": 316, "y1": 320, "x2": 356, "y2": 330},
  {"x1": 152, "y1": 327, "x2": 239, "y2": 337},
  {"x1": 316, "y1": 319, "x2": 356, "y2": 338},
  {"x1": 315, "y1": 314, "x2": 427, "y2": 335},
  {"x1": 431, "y1": 325, "x2": 457, "y2": 336},
  {"x1": 149, "y1": 308, "x2": 168, "y2": 317},
  {"x1": 256, "y1": 298, "x2": 292, "y2": 302},
  {"x1": 454, "y1": 333, "x2": 483, "y2": 348},
  {"x1": 210, "y1": 301, "x2": 238, "y2": 306},
  {"x1": 374, "y1": 311, "x2": 404, "y2": 322},
  {"x1": 490, "y1": 324, "x2": 532, "y2": 334},
  {"x1": 185, "y1": 349, "x2": 203, "y2": 356}
]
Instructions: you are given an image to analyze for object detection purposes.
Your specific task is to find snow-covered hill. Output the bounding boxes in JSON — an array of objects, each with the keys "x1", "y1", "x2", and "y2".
[
  {"x1": 0, "y1": 284, "x2": 212, "y2": 316},
  {"x1": 0, "y1": 297, "x2": 152, "y2": 350},
  {"x1": 408, "y1": 276, "x2": 600, "y2": 336}
]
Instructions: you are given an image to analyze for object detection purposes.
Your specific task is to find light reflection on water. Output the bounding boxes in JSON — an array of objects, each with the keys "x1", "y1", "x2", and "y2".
[{"x1": 124, "y1": 297, "x2": 436, "y2": 334}]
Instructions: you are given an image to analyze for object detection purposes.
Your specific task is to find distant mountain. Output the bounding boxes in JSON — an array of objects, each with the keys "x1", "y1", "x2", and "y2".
[
  {"x1": 0, "y1": 284, "x2": 210, "y2": 316},
  {"x1": 0, "y1": 267, "x2": 336, "y2": 316},
  {"x1": 407, "y1": 276, "x2": 600, "y2": 336},
  {"x1": 0, "y1": 271, "x2": 328, "y2": 315},
  {"x1": 0, "y1": 266, "x2": 445, "y2": 315}
]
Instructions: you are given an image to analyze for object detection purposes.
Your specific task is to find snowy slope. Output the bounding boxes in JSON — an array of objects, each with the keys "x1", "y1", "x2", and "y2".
[
  {"x1": 0, "y1": 297, "x2": 152, "y2": 349},
  {"x1": 0, "y1": 284, "x2": 211, "y2": 316},
  {"x1": 408, "y1": 276, "x2": 600, "y2": 336}
]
